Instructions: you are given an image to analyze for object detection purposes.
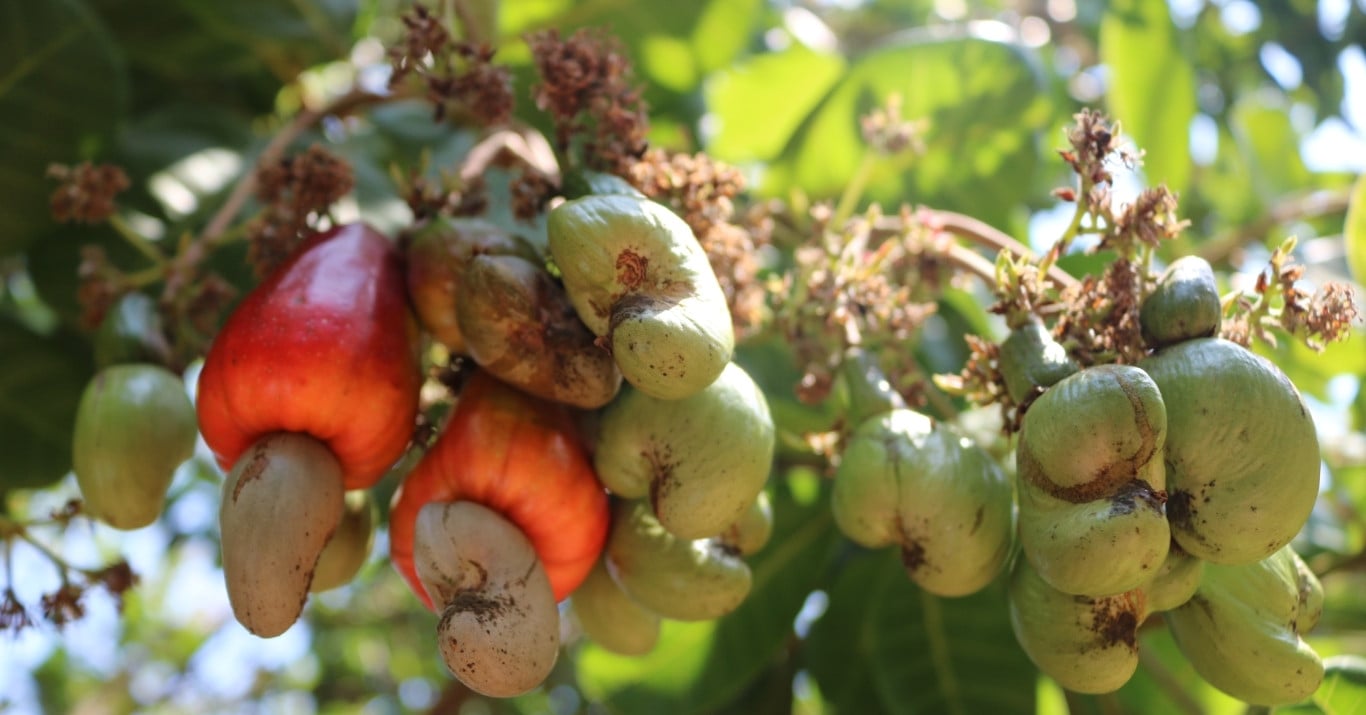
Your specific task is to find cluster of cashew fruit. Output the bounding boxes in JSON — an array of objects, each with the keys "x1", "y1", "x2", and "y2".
[
  {"x1": 829, "y1": 255, "x2": 1327, "y2": 705},
  {"x1": 136, "y1": 173, "x2": 776, "y2": 698},
  {"x1": 1004, "y1": 256, "x2": 1325, "y2": 704}
]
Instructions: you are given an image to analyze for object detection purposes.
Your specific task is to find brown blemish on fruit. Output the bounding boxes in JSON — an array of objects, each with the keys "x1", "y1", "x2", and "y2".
[
  {"x1": 901, "y1": 541, "x2": 927, "y2": 573},
  {"x1": 231, "y1": 442, "x2": 273, "y2": 503},
  {"x1": 1090, "y1": 592, "x2": 1141, "y2": 651},
  {"x1": 1109, "y1": 480, "x2": 1167, "y2": 516},
  {"x1": 616, "y1": 249, "x2": 648, "y2": 289}
]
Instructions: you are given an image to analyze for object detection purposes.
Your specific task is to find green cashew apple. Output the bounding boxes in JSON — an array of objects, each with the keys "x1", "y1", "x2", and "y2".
[
  {"x1": 457, "y1": 253, "x2": 622, "y2": 409},
  {"x1": 561, "y1": 169, "x2": 645, "y2": 200},
  {"x1": 405, "y1": 217, "x2": 540, "y2": 354},
  {"x1": 570, "y1": 559, "x2": 661, "y2": 656},
  {"x1": 94, "y1": 292, "x2": 171, "y2": 368},
  {"x1": 311, "y1": 490, "x2": 376, "y2": 593},
  {"x1": 718, "y1": 491, "x2": 774, "y2": 557},
  {"x1": 833, "y1": 410, "x2": 1014, "y2": 597},
  {"x1": 605, "y1": 500, "x2": 752, "y2": 621},
  {"x1": 595, "y1": 362, "x2": 773, "y2": 539},
  {"x1": 547, "y1": 194, "x2": 734, "y2": 400},
  {"x1": 1140, "y1": 256, "x2": 1221, "y2": 349},
  {"x1": 998, "y1": 317, "x2": 1078, "y2": 404},
  {"x1": 835, "y1": 348, "x2": 907, "y2": 425},
  {"x1": 1291, "y1": 548, "x2": 1323, "y2": 630},
  {"x1": 1139, "y1": 338, "x2": 1319, "y2": 565},
  {"x1": 1016, "y1": 365, "x2": 1171, "y2": 596},
  {"x1": 1008, "y1": 556, "x2": 1147, "y2": 694},
  {"x1": 72, "y1": 365, "x2": 197, "y2": 530},
  {"x1": 1165, "y1": 545, "x2": 1324, "y2": 705},
  {"x1": 1141, "y1": 544, "x2": 1204, "y2": 613}
]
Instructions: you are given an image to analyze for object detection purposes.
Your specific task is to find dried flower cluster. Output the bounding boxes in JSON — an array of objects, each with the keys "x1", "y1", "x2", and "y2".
[
  {"x1": 528, "y1": 28, "x2": 649, "y2": 177},
  {"x1": 1223, "y1": 238, "x2": 1360, "y2": 350},
  {"x1": 47, "y1": 163, "x2": 130, "y2": 224},
  {"x1": 388, "y1": 4, "x2": 514, "y2": 126},
  {"x1": 1, "y1": 501, "x2": 138, "y2": 634},
  {"x1": 772, "y1": 206, "x2": 940, "y2": 404},
  {"x1": 860, "y1": 94, "x2": 927, "y2": 157},
  {"x1": 247, "y1": 145, "x2": 354, "y2": 276}
]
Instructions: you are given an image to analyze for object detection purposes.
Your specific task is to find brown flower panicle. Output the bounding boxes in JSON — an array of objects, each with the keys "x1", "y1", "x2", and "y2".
[{"x1": 48, "y1": 163, "x2": 130, "y2": 224}]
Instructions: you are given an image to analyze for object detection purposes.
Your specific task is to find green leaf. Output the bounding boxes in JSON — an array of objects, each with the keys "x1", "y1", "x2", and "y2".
[
  {"x1": 576, "y1": 484, "x2": 841, "y2": 714},
  {"x1": 0, "y1": 0, "x2": 128, "y2": 256},
  {"x1": 1229, "y1": 92, "x2": 1313, "y2": 201},
  {"x1": 806, "y1": 549, "x2": 1036, "y2": 715},
  {"x1": 1345, "y1": 174, "x2": 1366, "y2": 288},
  {"x1": 769, "y1": 31, "x2": 1051, "y2": 228},
  {"x1": 0, "y1": 316, "x2": 94, "y2": 491},
  {"x1": 173, "y1": 0, "x2": 356, "y2": 61},
  {"x1": 705, "y1": 46, "x2": 847, "y2": 163},
  {"x1": 1100, "y1": 0, "x2": 1195, "y2": 196}
]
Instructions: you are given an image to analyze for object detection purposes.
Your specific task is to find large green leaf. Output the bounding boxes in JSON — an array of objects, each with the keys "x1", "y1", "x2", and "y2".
[
  {"x1": 1345, "y1": 174, "x2": 1366, "y2": 288},
  {"x1": 806, "y1": 549, "x2": 1036, "y2": 714},
  {"x1": 173, "y1": 0, "x2": 356, "y2": 63},
  {"x1": 705, "y1": 46, "x2": 846, "y2": 163},
  {"x1": 0, "y1": 317, "x2": 94, "y2": 491},
  {"x1": 1229, "y1": 92, "x2": 1313, "y2": 202},
  {"x1": 575, "y1": 484, "x2": 841, "y2": 714},
  {"x1": 767, "y1": 31, "x2": 1051, "y2": 228},
  {"x1": 1100, "y1": 0, "x2": 1195, "y2": 197},
  {"x1": 0, "y1": 0, "x2": 128, "y2": 256}
]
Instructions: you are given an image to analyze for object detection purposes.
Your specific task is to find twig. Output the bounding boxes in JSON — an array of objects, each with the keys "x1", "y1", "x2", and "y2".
[
  {"x1": 1197, "y1": 188, "x2": 1353, "y2": 264},
  {"x1": 917, "y1": 209, "x2": 1081, "y2": 291}
]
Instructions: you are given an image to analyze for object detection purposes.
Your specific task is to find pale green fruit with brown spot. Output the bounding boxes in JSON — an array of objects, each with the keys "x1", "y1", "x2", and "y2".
[
  {"x1": 547, "y1": 194, "x2": 733, "y2": 400},
  {"x1": 1141, "y1": 545, "x2": 1204, "y2": 613},
  {"x1": 1140, "y1": 338, "x2": 1319, "y2": 565},
  {"x1": 1016, "y1": 364, "x2": 1170, "y2": 596},
  {"x1": 1166, "y1": 545, "x2": 1324, "y2": 706},
  {"x1": 832, "y1": 410, "x2": 1014, "y2": 597},
  {"x1": 457, "y1": 253, "x2": 621, "y2": 409},
  {"x1": 404, "y1": 217, "x2": 539, "y2": 354},
  {"x1": 595, "y1": 362, "x2": 773, "y2": 539},
  {"x1": 1140, "y1": 256, "x2": 1221, "y2": 349},
  {"x1": 570, "y1": 559, "x2": 661, "y2": 656},
  {"x1": 1008, "y1": 556, "x2": 1146, "y2": 694},
  {"x1": 999, "y1": 318, "x2": 1078, "y2": 405},
  {"x1": 1290, "y1": 548, "x2": 1323, "y2": 631},
  {"x1": 73, "y1": 365, "x2": 197, "y2": 530},
  {"x1": 605, "y1": 500, "x2": 751, "y2": 621},
  {"x1": 1018, "y1": 482, "x2": 1171, "y2": 598},
  {"x1": 310, "y1": 490, "x2": 376, "y2": 593},
  {"x1": 717, "y1": 491, "x2": 773, "y2": 557}
]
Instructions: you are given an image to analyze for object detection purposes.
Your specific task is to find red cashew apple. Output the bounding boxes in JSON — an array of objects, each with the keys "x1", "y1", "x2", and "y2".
[
  {"x1": 390, "y1": 370, "x2": 610, "y2": 609},
  {"x1": 196, "y1": 223, "x2": 422, "y2": 637}
]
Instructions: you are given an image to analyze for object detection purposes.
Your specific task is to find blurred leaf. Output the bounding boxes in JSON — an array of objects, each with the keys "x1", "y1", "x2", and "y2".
[
  {"x1": 0, "y1": 0, "x2": 128, "y2": 256},
  {"x1": 25, "y1": 225, "x2": 147, "y2": 329},
  {"x1": 0, "y1": 316, "x2": 94, "y2": 491},
  {"x1": 1346, "y1": 174, "x2": 1366, "y2": 288},
  {"x1": 575, "y1": 484, "x2": 840, "y2": 714},
  {"x1": 706, "y1": 46, "x2": 846, "y2": 163},
  {"x1": 770, "y1": 31, "x2": 1051, "y2": 228},
  {"x1": 173, "y1": 0, "x2": 356, "y2": 61},
  {"x1": 1229, "y1": 92, "x2": 1313, "y2": 202},
  {"x1": 1101, "y1": 0, "x2": 1195, "y2": 196},
  {"x1": 806, "y1": 549, "x2": 1036, "y2": 714},
  {"x1": 1280, "y1": 655, "x2": 1366, "y2": 714}
]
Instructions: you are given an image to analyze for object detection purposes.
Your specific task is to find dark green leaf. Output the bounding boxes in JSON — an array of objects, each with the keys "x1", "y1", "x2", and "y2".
[
  {"x1": 0, "y1": 0, "x2": 128, "y2": 256},
  {"x1": 806, "y1": 549, "x2": 1036, "y2": 715},
  {"x1": 1100, "y1": 0, "x2": 1195, "y2": 196},
  {"x1": 575, "y1": 484, "x2": 841, "y2": 714},
  {"x1": 0, "y1": 316, "x2": 94, "y2": 490}
]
